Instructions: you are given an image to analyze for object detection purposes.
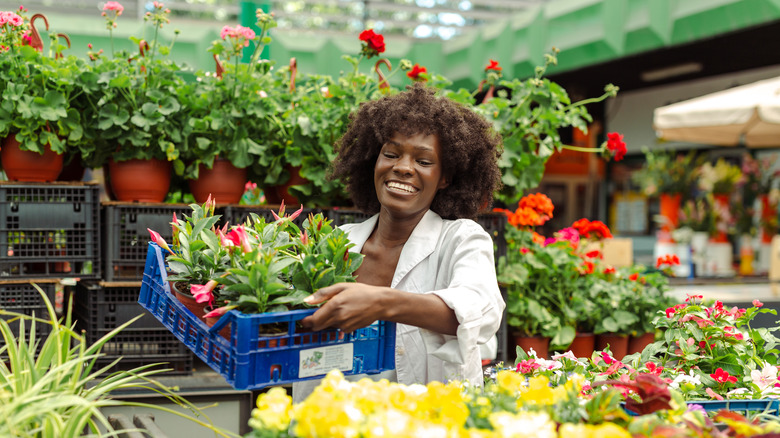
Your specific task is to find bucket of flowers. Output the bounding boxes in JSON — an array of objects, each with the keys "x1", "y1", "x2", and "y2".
[{"x1": 139, "y1": 199, "x2": 396, "y2": 390}]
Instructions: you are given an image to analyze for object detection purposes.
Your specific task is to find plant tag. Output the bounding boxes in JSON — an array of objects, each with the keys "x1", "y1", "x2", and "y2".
[{"x1": 298, "y1": 343, "x2": 354, "y2": 378}]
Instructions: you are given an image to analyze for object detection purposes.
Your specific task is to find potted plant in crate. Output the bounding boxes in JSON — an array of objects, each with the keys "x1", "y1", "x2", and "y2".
[
  {"x1": 0, "y1": 7, "x2": 88, "y2": 182},
  {"x1": 79, "y1": 1, "x2": 188, "y2": 202},
  {"x1": 179, "y1": 10, "x2": 284, "y2": 204}
]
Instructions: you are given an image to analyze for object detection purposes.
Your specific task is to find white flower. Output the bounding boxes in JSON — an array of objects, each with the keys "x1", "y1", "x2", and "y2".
[
  {"x1": 751, "y1": 363, "x2": 779, "y2": 391},
  {"x1": 669, "y1": 370, "x2": 701, "y2": 389},
  {"x1": 727, "y1": 387, "x2": 750, "y2": 398}
]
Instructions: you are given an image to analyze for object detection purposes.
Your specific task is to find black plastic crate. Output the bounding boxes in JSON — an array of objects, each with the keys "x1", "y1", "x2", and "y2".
[
  {"x1": 328, "y1": 208, "x2": 373, "y2": 226},
  {"x1": 0, "y1": 182, "x2": 100, "y2": 279},
  {"x1": 0, "y1": 281, "x2": 58, "y2": 354},
  {"x1": 221, "y1": 205, "x2": 325, "y2": 229},
  {"x1": 78, "y1": 326, "x2": 194, "y2": 375},
  {"x1": 102, "y1": 202, "x2": 193, "y2": 281},
  {"x1": 476, "y1": 212, "x2": 508, "y2": 263},
  {"x1": 71, "y1": 281, "x2": 192, "y2": 375},
  {"x1": 72, "y1": 281, "x2": 161, "y2": 331}
]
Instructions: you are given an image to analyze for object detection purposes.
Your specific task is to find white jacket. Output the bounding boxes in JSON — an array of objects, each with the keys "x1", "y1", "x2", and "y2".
[{"x1": 292, "y1": 209, "x2": 504, "y2": 400}]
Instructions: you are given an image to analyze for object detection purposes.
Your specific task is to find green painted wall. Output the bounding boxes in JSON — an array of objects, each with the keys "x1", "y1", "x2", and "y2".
[{"x1": 30, "y1": 0, "x2": 780, "y2": 88}]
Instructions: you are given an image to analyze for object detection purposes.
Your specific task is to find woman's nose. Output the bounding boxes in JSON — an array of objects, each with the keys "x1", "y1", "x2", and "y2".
[{"x1": 393, "y1": 155, "x2": 413, "y2": 174}]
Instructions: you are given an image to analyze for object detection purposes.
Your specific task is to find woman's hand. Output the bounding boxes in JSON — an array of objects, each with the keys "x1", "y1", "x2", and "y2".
[
  {"x1": 301, "y1": 283, "x2": 388, "y2": 333},
  {"x1": 301, "y1": 282, "x2": 460, "y2": 335}
]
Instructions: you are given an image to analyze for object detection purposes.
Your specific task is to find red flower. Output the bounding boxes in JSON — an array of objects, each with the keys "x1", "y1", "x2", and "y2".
[
  {"x1": 629, "y1": 273, "x2": 639, "y2": 281},
  {"x1": 606, "y1": 132, "x2": 627, "y2": 161},
  {"x1": 407, "y1": 63, "x2": 427, "y2": 81},
  {"x1": 656, "y1": 254, "x2": 681, "y2": 268},
  {"x1": 359, "y1": 29, "x2": 385, "y2": 56},
  {"x1": 604, "y1": 266, "x2": 616, "y2": 274},
  {"x1": 582, "y1": 260, "x2": 595, "y2": 274},
  {"x1": 710, "y1": 367, "x2": 738, "y2": 384},
  {"x1": 585, "y1": 250, "x2": 602, "y2": 259},
  {"x1": 485, "y1": 59, "x2": 501, "y2": 72}
]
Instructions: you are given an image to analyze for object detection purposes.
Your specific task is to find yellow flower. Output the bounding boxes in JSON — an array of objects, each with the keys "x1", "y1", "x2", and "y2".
[
  {"x1": 559, "y1": 422, "x2": 631, "y2": 438},
  {"x1": 496, "y1": 370, "x2": 526, "y2": 394},
  {"x1": 249, "y1": 387, "x2": 292, "y2": 431},
  {"x1": 518, "y1": 376, "x2": 555, "y2": 406}
]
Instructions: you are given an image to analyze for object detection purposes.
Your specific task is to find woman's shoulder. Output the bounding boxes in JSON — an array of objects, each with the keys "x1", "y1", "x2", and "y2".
[{"x1": 439, "y1": 217, "x2": 491, "y2": 240}]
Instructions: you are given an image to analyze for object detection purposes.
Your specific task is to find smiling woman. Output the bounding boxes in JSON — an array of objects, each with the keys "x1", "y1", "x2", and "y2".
[{"x1": 292, "y1": 83, "x2": 505, "y2": 401}]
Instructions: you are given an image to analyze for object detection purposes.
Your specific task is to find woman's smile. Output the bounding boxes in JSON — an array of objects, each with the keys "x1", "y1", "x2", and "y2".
[
  {"x1": 386, "y1": 180, "x2": 419, "y2": 194},
  {"x1": 374, "y1": 132, "x2": 448, "y2": 217}
]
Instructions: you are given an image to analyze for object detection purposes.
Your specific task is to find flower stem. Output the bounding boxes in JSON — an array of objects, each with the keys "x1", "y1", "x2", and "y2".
[{"x1": 560, "y1": 144, "x2": 604, "y2": 154}]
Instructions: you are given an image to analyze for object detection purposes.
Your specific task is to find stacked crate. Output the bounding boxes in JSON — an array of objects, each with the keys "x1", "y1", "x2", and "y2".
[
  {"x1": 77, "y1": 201, "x2": 195, "y2": 374},
  {"x1": 0, "y1": 182, "x2": 101, "y2": 357}
]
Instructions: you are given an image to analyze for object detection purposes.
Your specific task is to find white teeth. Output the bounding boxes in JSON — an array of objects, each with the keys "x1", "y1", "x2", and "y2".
[{"x1": 387, "y1": 182, "x2": 416, "y2": 193}]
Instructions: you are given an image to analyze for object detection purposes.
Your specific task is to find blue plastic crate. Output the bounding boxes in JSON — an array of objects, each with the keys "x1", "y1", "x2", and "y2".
[
  {"x1": 624, "y1": 399, "x2": 780, "y2": 416},
  {"x1": 138, "y1": 242, "x2": 396, "y2": 391}
]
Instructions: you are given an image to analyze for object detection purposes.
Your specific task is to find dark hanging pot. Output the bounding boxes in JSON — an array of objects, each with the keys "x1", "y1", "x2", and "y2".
[
  {"x1": 188, "y1": 158, "x2": 248, "y2": 205},
  {"x1": 1, "y1": 135, "x2": 64, "y2": 182},
  {"x1": 108, "y1": 158, "x2": 171, "y2": 203}
]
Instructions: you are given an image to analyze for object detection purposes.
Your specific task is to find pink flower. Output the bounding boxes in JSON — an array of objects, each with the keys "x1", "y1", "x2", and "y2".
[
  {"x1": 147, "y1": 228, "x2": 173, "y2": 253},
  {"x1": 103, "y1": 1, "x2": 124, "y2": 12},
  {"x1": 225, "y1": 225, "x2": 252, "y2": 252},
  {"x1": 191, "y1": 280, "x2": 218, "y2": 305},
  {"x1": 705, "y1": 387, "x2": 724, "y2": 400},
  {"x1": 516, "y1": 359, "x2": 541, "y2": 374},
  {"x1": 204, "y1": 304, "x2": 237, "y2": 319},
  {"x1": 519, "y1": 247, "x2": 530, "y2": 254},
  {"x1": 753, "y1": 299, "x2": 764, "y2": 308},
  {"x1": 244, "y1": 181, "x2": 257, "y2": 191}
]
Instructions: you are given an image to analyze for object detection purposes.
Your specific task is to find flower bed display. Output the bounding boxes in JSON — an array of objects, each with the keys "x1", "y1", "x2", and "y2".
[
  {"x1": 138, "y1": 241, "x2": 396, "y2": 390},
  {"x1": 246, "y1": 369, "x2": 780, "y2": 437}
]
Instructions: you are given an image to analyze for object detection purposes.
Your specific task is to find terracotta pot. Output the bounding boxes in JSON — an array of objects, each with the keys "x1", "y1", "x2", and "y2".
[
  {"x1": 568, "y1": 332, "x2": 595, "y2": 358},
  {"x1": 1, "y1": 135, "x2": 64, "y2": 182},
  {"x1": 514, "y1": 334, "x2": 549, "y2": 359},
  {"x1": 108, "y1": 158, "x2": 171, "y2": 202},
  {"x1": 204, "y1": 309, "x2": 231, "y2": 340},
  {"x1": 274, "y1": 165, "x2": 309, "y2": 206},
  {"x1": 188, "y1": 158, "x2": 248, "y2": 205},
  {"x1": 595, "y1": 333, "x2": 629, "y2": 360},
  {"x1": 658, "y1": 193, "x2": 681, "y2": 240},
  {"x1": 627, "y1": 332, "x2": 656, "y2": 355},
  {"x1": 171, "y1": 282, "x2": 207, "y2": 322},
  {"x1": 258, "y1": 332, "x2": 289, "y2": 349}
]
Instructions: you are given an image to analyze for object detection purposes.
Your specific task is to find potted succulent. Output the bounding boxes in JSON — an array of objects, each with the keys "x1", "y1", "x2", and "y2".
[
  {"x1": 79, "y1": 1, "x2": 189, "y2": 202},
  {"x1": 0, "y1": 7, "x2": 88, "y2": 181},
  {"x1": 179, "y1": 11, "x2": 284, "y2": 204}
]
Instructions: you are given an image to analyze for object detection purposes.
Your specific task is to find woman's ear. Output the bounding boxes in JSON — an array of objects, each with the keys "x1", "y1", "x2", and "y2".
[{"x1": 438, "y1": 174, "x2": 450, "y2": 190}]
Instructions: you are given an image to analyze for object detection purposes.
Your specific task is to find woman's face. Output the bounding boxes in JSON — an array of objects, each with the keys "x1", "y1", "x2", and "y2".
[{"x1": 374, "y1": 132, "x2": 448, "y2": 218}]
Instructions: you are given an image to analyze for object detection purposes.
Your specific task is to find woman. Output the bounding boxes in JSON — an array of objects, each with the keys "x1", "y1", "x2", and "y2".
[{"x1": 297, "y1": 83, "x2": 504, "y2": 398}]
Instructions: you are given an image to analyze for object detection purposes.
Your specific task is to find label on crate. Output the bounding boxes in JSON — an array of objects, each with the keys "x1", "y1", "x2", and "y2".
[{"x1": 298, "y1": 343, "x2": 354, "y2": 378}]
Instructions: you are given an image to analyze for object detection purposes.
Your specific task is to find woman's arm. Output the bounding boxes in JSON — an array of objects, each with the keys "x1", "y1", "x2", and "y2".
[{"x1": 301, "y1": 283, "x2": 459, "y2": 335}]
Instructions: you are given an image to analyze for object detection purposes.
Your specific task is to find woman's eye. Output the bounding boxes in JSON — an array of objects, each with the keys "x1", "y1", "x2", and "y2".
[
  {"x1": 383, "y1": 152, "x2": 397, "y2": 158},
  {"x1": 418, "y1": 160, "x2": 433, "y2": 166}
]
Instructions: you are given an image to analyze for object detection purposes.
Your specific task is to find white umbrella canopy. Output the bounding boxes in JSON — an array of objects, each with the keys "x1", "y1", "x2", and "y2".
[{"x1": 653, "y1": 76, "x2": 780, "y2": 147}]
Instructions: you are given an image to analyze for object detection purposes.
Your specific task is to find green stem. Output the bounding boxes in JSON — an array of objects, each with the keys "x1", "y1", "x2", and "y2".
[
  {"x1": 109, "y1": 28, "x2": 114, "y2": 57},
  {"x1": 560, "y1": 144, "x2": 604, "y2": 154}
]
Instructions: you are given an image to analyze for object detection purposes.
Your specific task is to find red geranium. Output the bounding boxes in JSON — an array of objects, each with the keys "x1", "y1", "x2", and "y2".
[
  {"x1": 605, "y1": 132, "x2": 627, "y2": 161},
  {"x1": 572, "y1": 218, "x2": 613, "y2": 240},
  {"x1": 359, "y1": 29, "x2": 385, "y2": 57},
  {"x1": 656, "y1": 254, "x2": 681, "y2": 268},
  {"x1": 485, "y1": 59, "x2": 501, "y2": 72},
  {"x1": 710, "y1": 367, "x2": 738, "y2": 384},
  {"x1": 407, "y1": 63, "x2": 427, "y2": 81}
]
